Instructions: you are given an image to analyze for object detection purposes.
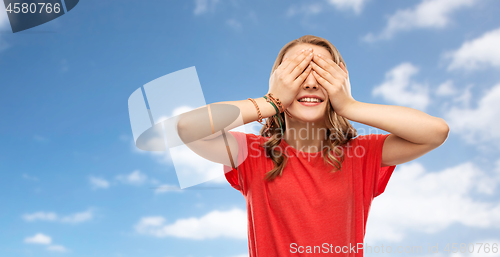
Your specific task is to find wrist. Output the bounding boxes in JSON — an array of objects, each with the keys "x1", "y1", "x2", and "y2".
[
  {"x1": 334, "y1": 99, "x2": 358, "y2": 117},
  {"x1": 264, "y1": 93, "x2": 283, "y2": 113},
  {"x1": 254, "y1": 97, "x2": 279, "y2": 119}
]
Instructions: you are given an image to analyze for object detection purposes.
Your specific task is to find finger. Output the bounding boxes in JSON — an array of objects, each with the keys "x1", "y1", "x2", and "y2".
[
  {"x1": 276, "y1": 57, "x2": 288, "y2": 73},
  {"x1": 281, "y1": 48, "x2": 308, "y2": 71},
  {"x1": 290, "y1": 51, "x2": 314, "y2": 80},
  {"x1": 345, "y1": 76, "x2": 352, "y2": 96},
  {"x1": 339, "y1": 61, "x2": 349, "y2": 75},
  {"x1": 277, "y1": 57, "x2": 288, "y2": 70},
  {"x1": 310, "y1": 60, "x2": 340, "y2": 86},
  {"x1": 312, "y1": 70, "x2": 333, "y2": 91},
  {"x1": 295, "y1": 63, "x2": 312, "y2": 84},
  {"x1": 284, "y1": 48, "x2": 311, "y2": 74},
  {"x1": 313, "y1": 54, "x2": 347, "y2": 79}
]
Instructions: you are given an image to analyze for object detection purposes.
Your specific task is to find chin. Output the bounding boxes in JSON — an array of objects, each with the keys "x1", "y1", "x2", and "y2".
[
  {"x1": 300, "y1": 116, "x2": 325, "y2": 123},
  {"x1": 288, "y1": 103, "x2": 326, "y2": 122}
]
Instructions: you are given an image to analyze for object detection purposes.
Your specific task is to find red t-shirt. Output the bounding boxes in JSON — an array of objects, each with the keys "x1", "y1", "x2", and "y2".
[{"x1": 223, "y1": 132, "x2": 396, "y2": 257}]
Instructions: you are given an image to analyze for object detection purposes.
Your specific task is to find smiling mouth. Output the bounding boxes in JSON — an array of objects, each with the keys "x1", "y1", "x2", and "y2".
[
  {"x1": 297, "y1": 97, "x2": 324, "y2": 103},
  {"x1": 297, "y1": 99, "x2": 323, "y2": 107}
]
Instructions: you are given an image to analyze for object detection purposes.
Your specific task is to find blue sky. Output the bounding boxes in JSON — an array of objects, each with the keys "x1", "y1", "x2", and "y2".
[{"x1": 1, "y1": 0, "x2": 500, "y2": 256}]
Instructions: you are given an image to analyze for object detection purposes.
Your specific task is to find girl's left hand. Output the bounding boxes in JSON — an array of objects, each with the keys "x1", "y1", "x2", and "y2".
[{"x1": 310, "y1": 53, "x2": 356, "y2": 116}]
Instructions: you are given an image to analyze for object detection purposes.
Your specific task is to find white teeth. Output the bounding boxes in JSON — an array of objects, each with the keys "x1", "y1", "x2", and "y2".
[{"x1": 299, "y1": 97, "x2": 322, "y2": 103}]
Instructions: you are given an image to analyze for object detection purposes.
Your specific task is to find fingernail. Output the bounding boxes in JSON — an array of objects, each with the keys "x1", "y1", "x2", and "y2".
[{"x1": 301, "y1": 49, "x2": 305, "y2": 52}]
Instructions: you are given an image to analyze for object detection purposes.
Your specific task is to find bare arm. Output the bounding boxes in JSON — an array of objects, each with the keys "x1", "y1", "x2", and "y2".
[
  {"x1": 309, "y1": 52, "x2": 449, "y2": 168},
  {"x1": 176, "y1": 97, "x2": 276, "y2": 141},
  {"x1": 338, "y1": 101, "x2": 450, "y2": 167},
  {"x1": 175, "y1": 97, "x2": 276, "y2": 167}
]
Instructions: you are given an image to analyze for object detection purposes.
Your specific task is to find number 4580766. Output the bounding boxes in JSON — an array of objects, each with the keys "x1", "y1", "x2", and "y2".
[{"x1": 5, "y1": 2, "x2": 61, "y2": 14}]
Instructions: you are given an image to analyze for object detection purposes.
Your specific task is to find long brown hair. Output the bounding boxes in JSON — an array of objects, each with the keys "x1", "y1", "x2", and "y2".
[{"x1": 259, "y1": 35, "x2": 357, "y2": 181}]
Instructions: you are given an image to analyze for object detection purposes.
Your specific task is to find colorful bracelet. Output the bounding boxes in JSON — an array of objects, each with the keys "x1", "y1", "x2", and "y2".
[
  {"x1": 263, "y1": 95, "x2": 280, "y2": 115},
  {"x1": 267, "y1": 93, "x2": 283, "y2": 113},
  {"x1": 247, "y1": 98, "x2": 265, "y2": 125},
  {"x1": 264, "y1": 94, "x2": 284, "y2": 134}
]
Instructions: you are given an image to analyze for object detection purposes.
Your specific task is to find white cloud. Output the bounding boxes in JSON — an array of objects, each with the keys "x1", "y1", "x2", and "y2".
[
  {"x1": 163, "y1": 145, "x2": 221, "y2": 188},
  {"x1": 444, "y1": 27, "x2": 500, "y2": 71},
  {"x1": 435, "y1": 80, "x2": 456, "y2": 96},
  {"x1": 115, "y1": 170, "x2": 148, "y2": 186},
  {"x1": 193, "y1": 0, "x2": 220, "y2": 15},
  {"x1": 154, "y1": 184, "x2": 184, "y2": 194},
  {"x1": 364, "y1": 0, "x2": 478, "y2": 42},
  {"x1": 451, "y1": 84, "x2": 473, "y2": 107},
  {"x1": 445, "y1": 83, "x2": 500, "y2": 145},
  {"x1": 23, "y1": 212, "x2": 58, "y2": 222},
  {"x1": 92, "y1": 170, "x2": 166, "y2": 191},
  {"x1": 60, "y1": 210, "x2": 93, "y2": 224},
  {"x1": 24, "y1": 234, "x2": 69, "y2": 253},
  {"x1": 46, "y1": 244, "x2": 68, "y2": 253},
  {"x1": 372, "y1": 62, "x2": 430, "y2": 110},
  {"x1": 286, "y1": 0, "x2": 368, "y2": 17},
  {"x1": 365, "y1": 161, "x2": 500, "y2": 243},
  {"x1": 24, "y1": 233, "x2": 52, "y2": 245},
  {"x1": 23, "y1": 209, "x2": 93, "y2": 224},
  {"x1": 135, "y1": 208, "x2": 247, "y2": 239},
  {"x1": 89, "y1": 176, "x2": 110, "y2": 189},
  {"x1": 326, "y1": 0, "x2": 368, "y2": 14}
]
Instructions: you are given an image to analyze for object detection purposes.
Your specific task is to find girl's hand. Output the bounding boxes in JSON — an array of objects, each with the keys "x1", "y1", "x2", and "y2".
[
  {"x1": 310, "y1": 53, "x2": 355, "y2": 116},
  {"x1": 268, "y1": 48, "x2": 314, "y2": 109}
]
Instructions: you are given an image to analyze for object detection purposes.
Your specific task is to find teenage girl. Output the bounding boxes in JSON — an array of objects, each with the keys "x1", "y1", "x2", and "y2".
[{"x1": 176, "y1": 35, "x2": 449, "y2": 257}]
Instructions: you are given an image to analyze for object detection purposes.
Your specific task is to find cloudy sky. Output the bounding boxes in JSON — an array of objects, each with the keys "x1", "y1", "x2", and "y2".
[{"x1": 1, "y1": 0, "x2": 500, "y2": 256}]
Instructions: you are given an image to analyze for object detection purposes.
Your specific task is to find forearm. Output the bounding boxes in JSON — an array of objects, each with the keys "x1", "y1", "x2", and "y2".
[
  {"x1": 213, "y1": 97, "x2": 277, "y2": 125},
  {"x1": 177, "y1": 97, "x2": 276, "y2": 141},
  {"x1": 340, "y1": 101, "x2": 449, "y2": 145}
]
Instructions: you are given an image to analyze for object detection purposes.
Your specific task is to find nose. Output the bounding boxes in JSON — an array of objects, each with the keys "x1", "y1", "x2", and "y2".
[{"x1": 302, "y1": 72, "x2": 319, "y2": 90}]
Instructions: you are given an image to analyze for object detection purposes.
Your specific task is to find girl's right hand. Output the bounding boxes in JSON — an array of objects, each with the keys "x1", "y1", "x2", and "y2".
[{"x1": 268, "y1": 48, "x2": 314, "y2": 109}]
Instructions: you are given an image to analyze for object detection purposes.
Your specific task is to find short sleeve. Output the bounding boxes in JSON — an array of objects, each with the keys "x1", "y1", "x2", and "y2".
[
  {"x1": 355, "y1": 133, "x2": 396, "y2": 198},
  {"x1": 223, "y1": 131, "x2": 253, "y2": 194}
]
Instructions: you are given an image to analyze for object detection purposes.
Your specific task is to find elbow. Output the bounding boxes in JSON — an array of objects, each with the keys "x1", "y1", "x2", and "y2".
[
  {"x1": 176, "y1": 117, "x2": 194, "y2": 142},
  {"x1": 430, "y1": 118, "x2": 450, "y2": 147}
]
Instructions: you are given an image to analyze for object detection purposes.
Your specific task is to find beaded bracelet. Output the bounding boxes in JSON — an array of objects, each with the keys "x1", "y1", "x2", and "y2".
[
  {"x1": 263, "y1": 95, "x2": 280, "y2": 115},
  {"x1": 266, "y1": 93, "x2": 283, "y2": 113},
  {"x1": 263, "y1": 95, "x2": 284, "y2": 134},
  {"x1": 247, "y1": 98, "x2": 265, "y2": 125},
  {"x1": 248, "y1": 93, "x2": 292, "y2": 135},
  {"x1": 271, "y1": 95, "x2": 293, "y2": 118},
  {"x1": 265, "y1": 93, "x2": 293, "y2": 118}
]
